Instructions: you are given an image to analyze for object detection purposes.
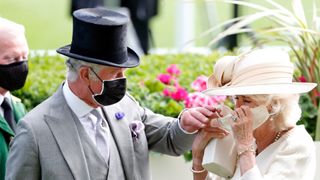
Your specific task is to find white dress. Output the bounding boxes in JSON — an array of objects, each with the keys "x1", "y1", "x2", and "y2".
[{"x1": 207, "y1": 125, "x2": 316, "y2": 180}]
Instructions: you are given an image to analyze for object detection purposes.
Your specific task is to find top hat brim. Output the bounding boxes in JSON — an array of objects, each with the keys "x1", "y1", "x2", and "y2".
[{"x1": 57, "y1": 45, "x2": 140, "y2": 68}]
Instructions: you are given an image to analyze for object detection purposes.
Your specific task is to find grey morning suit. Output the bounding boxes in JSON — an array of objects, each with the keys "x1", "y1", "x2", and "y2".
[{"x1": 6, "y1": 85, "x2": 194, "y2": 180}]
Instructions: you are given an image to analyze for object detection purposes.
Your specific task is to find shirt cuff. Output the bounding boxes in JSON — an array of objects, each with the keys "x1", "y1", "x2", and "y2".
[
  {"x1": 240, "y1": 165, "x2": 262, "y2": 180},
  {"x1": 177, "y1": 108, "x2": 198, "y2": 135}
]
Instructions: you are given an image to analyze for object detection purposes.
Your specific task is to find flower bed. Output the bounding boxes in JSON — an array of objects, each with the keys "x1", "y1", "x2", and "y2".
[{"x1": 12, "y1": 50, "x2": 317, "y2": 161}]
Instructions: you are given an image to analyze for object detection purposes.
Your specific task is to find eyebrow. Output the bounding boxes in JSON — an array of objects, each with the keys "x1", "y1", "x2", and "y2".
[{"x1": 234, "y1": 95, "x2": 251, "y2": 99}]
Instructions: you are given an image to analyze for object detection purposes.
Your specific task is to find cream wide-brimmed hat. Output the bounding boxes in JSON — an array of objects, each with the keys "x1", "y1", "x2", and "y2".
[{"x1": 203, "y1": 49, "x2": 317, "y2": 96}]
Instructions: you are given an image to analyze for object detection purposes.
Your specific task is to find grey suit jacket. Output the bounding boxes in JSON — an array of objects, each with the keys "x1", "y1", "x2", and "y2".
[{"x1": 6, "y1": 86, "x2": 195, "y2": 180}]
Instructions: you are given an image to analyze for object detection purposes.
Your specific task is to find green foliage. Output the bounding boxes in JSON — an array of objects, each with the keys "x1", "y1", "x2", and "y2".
[
  {"x1": 11, "y1": 50, "x2": 319, "y2": 162},
  {"x1": 183, "y1": 150, "x2": 193, "y2": 162},
  {"x1": 12, "y1": 53, "x2": 66, "y2": 110},
  {"x1": 202, "y1": 0, "x2": 320, "y2": 140},
  {"x1": 14, "y1": 52, "x2": 226, "y2": 112},
  {"x1": 126, "y1": 52, "x2": 225, "y2": 117},
  {"x1": 298, "y1": 94, "x2": 318, "y2": 139}
]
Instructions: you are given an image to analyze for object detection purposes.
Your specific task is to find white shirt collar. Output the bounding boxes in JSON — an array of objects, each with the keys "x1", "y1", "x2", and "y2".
[
  {"x1": 63, "y1": 81, "x2": 94, "y2": 118},
  {"x1": 0, "y1": 92, "x2": 11, "y2": 106}
]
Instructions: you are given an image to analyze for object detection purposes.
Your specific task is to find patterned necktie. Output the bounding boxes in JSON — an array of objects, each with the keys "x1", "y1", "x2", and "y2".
[
  {"x1": 91, "y1": 108, "x2": 110, "y2": 163},
  {"x1": 1, "y1": 97, "x2": 16, "y2": 132}
]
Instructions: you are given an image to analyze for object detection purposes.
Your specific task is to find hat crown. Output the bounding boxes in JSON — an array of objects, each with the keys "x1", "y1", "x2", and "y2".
[
  {"x1": 73, "y1": 8, "x2": 128, "y2": 26},
  {"x1": 204, "y1": 49, "x2": 317, "y2": 95},
  {"x1": 57, "y1": 8, "x2": 140, "y2": 68},
  {"x1": 70, "y1": 8, "x2": 128, "y2": 64},
  {"x1": 235, "y1": 49, "x2": 291, "y2": 71},
  {"x1": 231, "y1": 49, "x2": 294, "y2": 86}
]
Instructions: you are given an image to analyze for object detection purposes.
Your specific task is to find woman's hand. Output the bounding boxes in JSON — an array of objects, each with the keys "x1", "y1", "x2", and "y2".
[
  {"x1": 191, "y1": 120, "x2": 229, "y2": 180},
  {"x1": 231, "y1": 105, "x2": 256, "y2": 175},
  {"x1": 192, "y1": 122, "x2": 229, "y2": 166},
  {"x1": 231, "y1": 105, "x2": 255, "y2": 148}
]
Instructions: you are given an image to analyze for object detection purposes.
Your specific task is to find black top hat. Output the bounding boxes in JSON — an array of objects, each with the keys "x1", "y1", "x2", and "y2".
[{"x1": 57, "y1": 8, "x2": 140, "y2": 68}]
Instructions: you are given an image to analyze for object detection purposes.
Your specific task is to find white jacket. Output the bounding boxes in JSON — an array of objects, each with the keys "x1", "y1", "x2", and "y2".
[{"x1": 208, "y1": 125, "x2": 315, "y2": 180}]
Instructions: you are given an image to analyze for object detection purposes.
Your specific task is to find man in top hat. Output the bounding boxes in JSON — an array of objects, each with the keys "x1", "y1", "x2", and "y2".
[
  {"x1": 6, "y1": 8, "x2": 224, "y2": 180},
  {"x1": 0, "y1": 17, "x2": 28, "y2": 180}
]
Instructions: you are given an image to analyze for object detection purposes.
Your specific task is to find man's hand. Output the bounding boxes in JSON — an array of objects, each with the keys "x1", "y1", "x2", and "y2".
[{"x1": 179, "y1": 106, "x2": 220, "y2": 133}]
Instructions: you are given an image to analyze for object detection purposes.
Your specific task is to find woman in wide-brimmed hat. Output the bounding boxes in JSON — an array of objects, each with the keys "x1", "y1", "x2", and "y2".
[{"x1": 191, "y1": 49, "x2": 317, "y2": 180}]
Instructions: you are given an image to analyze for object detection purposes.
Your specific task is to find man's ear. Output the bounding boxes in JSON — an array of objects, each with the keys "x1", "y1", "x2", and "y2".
[{"x1": 78, "y1": 66, "x2": 90, "y2": 85}]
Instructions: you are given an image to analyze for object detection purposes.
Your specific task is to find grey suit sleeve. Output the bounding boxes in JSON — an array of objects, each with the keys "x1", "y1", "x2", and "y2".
[
  {"x1": 6, "y1": 120, "x2": 40, "y2": 180},
  {"x1": 140, "y1": 106, "x2": 196, "y2": 156}
]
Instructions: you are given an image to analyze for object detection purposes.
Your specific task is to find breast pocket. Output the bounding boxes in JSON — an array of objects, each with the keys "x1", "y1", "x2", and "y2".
[{"x1": 131, "y1": 124, "x2": 148, "y2": 153}]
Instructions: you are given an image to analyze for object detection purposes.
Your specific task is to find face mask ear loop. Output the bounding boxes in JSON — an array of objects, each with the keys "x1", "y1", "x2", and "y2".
[
  {"x1": 88, "y1": 85, "x2": 95, "y2": 95},
  {"x1": 269, "y1": 104, "x2": 285, "y2": 121},
  {"x1": 89, "y1": 67, "x2": 103, "y2": 82}
]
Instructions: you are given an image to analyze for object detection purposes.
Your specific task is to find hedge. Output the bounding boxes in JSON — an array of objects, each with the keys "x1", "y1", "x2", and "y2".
[{"x1": 11, "y1": 51, "x2": 317, "y2": 161}]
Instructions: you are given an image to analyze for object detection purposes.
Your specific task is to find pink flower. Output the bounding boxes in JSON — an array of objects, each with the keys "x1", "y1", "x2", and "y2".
[
  {"x1": 163, "y1": 88, "x2": 171, "y2": 96},
  {"x1": 157, "y1": 74, "x2": 172, "y2": 85},
  {"x1": 170, "y1": 86, "x2": 188, "y2": 101},
  {"x1": 166, "y1": 64, "x2": 181, "y2": 76},
  {"x1": 191, "y1": 75, "x2": 208, "y2": 92},
  {"x1": 184, "y1": 92, "x2": 226, "y2": 108},
  {"x1": 298, "y1": 76, "x2": 307, "y2": 82}
]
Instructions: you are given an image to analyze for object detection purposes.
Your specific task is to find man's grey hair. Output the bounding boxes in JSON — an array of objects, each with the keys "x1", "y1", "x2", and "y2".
[{"x1": 65, "y1": 58, "x2": 102, "y2": 82}]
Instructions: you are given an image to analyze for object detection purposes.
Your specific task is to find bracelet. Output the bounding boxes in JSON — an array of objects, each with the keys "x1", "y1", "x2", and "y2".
[
  {"x1": 237, "y1": 147, "x2": 256, "y2": 157},
  {"x1": 190, "y1": 166, "x2": 206, "y2": 174},
  {"x1": 237, "y1": 143, "x2": 256, "y2": 157}
]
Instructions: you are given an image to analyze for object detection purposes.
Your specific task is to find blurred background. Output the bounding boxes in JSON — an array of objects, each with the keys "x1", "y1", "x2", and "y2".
[
  {"x1": 1, "y1": 1, "x2": 319, "y2": 179},
  {"x1": 0, "y1": 0, "x2": 315, "y2": 51}
]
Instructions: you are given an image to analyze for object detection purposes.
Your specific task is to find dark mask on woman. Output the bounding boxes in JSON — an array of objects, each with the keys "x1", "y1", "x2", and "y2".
[{"x1": 0, "y1": 61, "x2": 29, "y2": 91}]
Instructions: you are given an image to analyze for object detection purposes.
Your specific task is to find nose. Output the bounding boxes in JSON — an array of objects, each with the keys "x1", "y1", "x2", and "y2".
[{"x1": 235, "y1": 97, "x2": 244, "y2": 108}]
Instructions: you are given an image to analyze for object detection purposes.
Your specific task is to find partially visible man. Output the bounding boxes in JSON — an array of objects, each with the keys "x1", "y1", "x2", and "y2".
[
  {"x1": 6, "y1": 8, "x2": 225, "y2": 180},
  {"x1": 0, "y1": 17, "x2": 28, "y2": 180}
]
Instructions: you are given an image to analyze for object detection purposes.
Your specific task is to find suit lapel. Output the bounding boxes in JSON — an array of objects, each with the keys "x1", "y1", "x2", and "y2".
[
  {"x1": 0, "y1": 96, "x2": 21, "y2": 136},
  {"x1": 0, "y1": 115, "x2": 14, "y2": 136},
  {"x1": 44, "y1": 87, "x2": 90, "y2": 180},
  {"x1": 11, "y1": 98, "x2": 26, "y2": 122},
  {"x1": 102, "y1": 104, "x2": 134, "y2": 180}
]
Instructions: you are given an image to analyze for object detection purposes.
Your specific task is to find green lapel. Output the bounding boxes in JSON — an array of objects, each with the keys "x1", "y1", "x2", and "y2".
[
  {"x1": 11, "y1": 99, "x2": 26, "y2": 122},
  {"x1": 0, "y1": 95, "x2": 26, "y2": 137},
  {"x1": 0, "y1": 115, "x2": 14, "y2": 136}
]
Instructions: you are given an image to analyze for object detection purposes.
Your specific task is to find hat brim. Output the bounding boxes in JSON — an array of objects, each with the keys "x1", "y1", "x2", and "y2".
[
  {"x1": 56, "y1": 45, "x2": 140, "y2": 68},
  {"x1": 203, "y1": 83, "x2": 317, "y2": 96}
]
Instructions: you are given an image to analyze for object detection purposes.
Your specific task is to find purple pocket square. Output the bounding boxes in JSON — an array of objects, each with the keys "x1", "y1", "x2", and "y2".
[{"x1": 129, "y1": 121, "x2": 145, "y2": 141}]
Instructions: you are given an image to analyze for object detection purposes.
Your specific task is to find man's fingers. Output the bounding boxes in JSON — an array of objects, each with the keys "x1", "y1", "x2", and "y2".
[
  {"x1": 197, "y1": 107, "x2": 215, "y2": 117},
  {"x1": 180, "y1": 107, "x2": 222, "y2": 133},
  {"x1": 183, "y1": 112, "x2": 206, "y2": 129},
  {"x1": 183, "y1": 116, "x2": 205, "y2": 128},
  {"x1": 189, "y1": 109, "x2": 210, "y2": 124}
]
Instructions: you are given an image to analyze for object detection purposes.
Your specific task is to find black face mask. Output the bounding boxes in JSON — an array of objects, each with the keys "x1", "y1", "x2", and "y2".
[
  {"x1": 0, "y1": 61, "x2": 28, "y2": 91},
  {"x1": 88, "y1": 69, "x2": 126, "y2": 106}
]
